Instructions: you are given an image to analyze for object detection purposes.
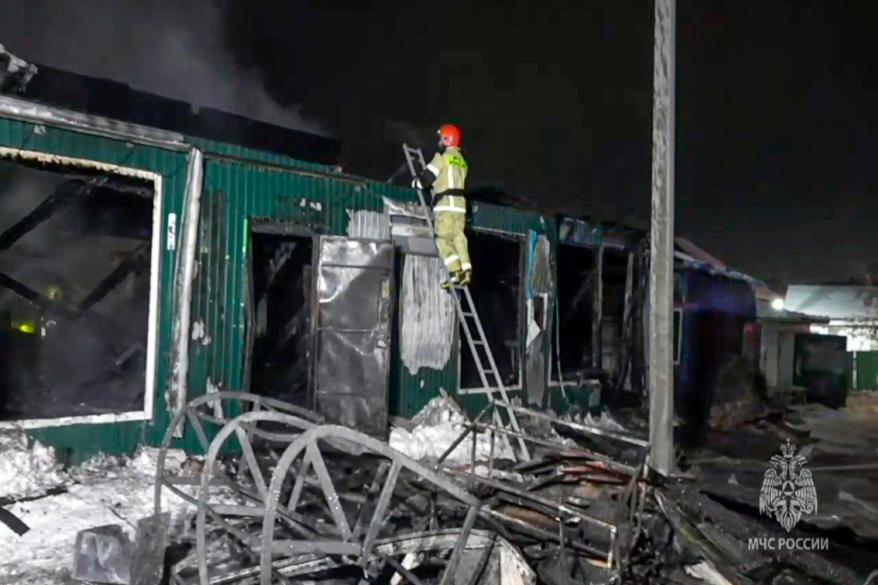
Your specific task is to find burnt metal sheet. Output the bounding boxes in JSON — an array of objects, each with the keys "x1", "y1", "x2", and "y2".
[
  {"x1": 346, "y1": 209, "x2": 390, "y2": 240},
  {"x1": 312, "y1": 236, "x2": 394, "y2": 437},
  {"x1": 382, "y1": 196, "x2": 437, "y2": 257}
]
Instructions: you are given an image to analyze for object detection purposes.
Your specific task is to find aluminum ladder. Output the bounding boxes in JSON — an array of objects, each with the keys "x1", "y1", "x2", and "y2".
[{"x1": 402, "y1": 144, "x2": 530, "y2": 461}]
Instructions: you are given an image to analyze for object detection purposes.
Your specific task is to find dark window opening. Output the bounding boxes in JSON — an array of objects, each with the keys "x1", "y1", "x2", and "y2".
[
  {"x1": 0, "y1": 158, "x2": 154, "y2": 420},
  {"x1": 553, "y1": 243, "x2": 596, "y2": 381},
  {"x1": 460, "y1": 231, "x2": 522, "y2": 389},
  {"x1": 600, "y1": 248, "x2": 630, "y2": 374},
  {"x1": 248, "y1": 231, "x2": 312, "y2": 406}
]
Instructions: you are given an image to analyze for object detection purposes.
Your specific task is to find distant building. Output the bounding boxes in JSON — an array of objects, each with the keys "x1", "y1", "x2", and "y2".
[
  {"x1": 786, "y1": 285, "x2": 878, "y2": 393},
  {"x1": 785, "y1": 285, "x2": 878, "y2": 351},
  {"x1": 755, "y1": 285, "x2": 831, "y2": 400}
]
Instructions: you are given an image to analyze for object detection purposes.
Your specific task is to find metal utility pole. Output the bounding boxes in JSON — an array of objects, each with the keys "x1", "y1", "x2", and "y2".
[{"x1": 648, "y1": 0, "x2": 676, "y2": 475}]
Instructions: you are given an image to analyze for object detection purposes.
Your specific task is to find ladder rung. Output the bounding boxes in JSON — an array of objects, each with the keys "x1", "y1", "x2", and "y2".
[
  {"x1": 471, "y1": 340, "x2": 486, "y2": 346},
  {"x1": 461, "y1": 312, "x2": 475, "y2": 319}
]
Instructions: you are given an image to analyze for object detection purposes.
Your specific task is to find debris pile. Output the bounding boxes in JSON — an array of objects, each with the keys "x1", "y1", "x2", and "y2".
[
  {"x1": 148, "y1": 392, "x2": 877, "y2": 584},
  {"x1": 4, "y1": 391, "x2": 877, "y2": 584},
  {"x1": 148, "y1": 393, "x2": 648, "y2": 584}
]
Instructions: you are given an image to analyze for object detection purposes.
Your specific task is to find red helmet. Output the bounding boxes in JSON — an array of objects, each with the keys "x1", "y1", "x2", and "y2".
[{"x1": 438, "y1": 124, "x2": 462, "y2": 148}]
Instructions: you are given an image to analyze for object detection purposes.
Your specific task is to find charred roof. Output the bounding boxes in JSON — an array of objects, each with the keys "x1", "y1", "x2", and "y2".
[{"x1": 7, "y1": 63, "x2": 339, "y2": 166}]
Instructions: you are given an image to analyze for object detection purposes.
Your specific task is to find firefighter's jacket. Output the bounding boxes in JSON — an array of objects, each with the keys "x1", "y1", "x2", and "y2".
[{"x1": 418, "y1": 147, "x2": 468, "y2": 211}]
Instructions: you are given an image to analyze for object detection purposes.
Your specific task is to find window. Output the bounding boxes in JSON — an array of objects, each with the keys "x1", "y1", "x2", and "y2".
[{"x1": 0, "y1": 154, "x2": 160, "y2": 424}]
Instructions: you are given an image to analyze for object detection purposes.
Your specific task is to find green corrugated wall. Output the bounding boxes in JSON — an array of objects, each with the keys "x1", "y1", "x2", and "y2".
[
  {"x1": 1, "y1": 109, "x2": 561, "y2": 457},
  {"x1": 190, "y1": 157, "x2": 466, "y2": 419},
  {"x1": 190, "y1": 159, "x2": 555, "y2": 419}
]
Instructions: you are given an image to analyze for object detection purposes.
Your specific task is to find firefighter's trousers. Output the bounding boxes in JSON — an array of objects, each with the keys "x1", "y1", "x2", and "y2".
[{"x1": 434, "y1": 209, "x2": 470, "y2": 276}]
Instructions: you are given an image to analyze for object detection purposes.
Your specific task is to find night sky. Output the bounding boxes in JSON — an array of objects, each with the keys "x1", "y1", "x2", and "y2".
[{"x1": 1, "y1": 0, "x2": 876, "y2": 286}]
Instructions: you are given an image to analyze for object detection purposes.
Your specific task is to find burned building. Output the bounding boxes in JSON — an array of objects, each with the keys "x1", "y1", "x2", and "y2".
[
  {"x1": 0, "y1": 67, "x2": 769, "y2": 463},
  {"x1": 4, "y1": 62, "x2": 877, "y2": 585}
]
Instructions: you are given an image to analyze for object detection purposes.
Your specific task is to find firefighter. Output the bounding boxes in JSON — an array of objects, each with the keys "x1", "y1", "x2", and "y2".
[{"x1": 413, "y1": 124, "x2": 471, "y2": 288}]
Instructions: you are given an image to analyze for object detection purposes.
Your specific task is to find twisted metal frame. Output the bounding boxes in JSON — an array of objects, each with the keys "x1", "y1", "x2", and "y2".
[
  {"x1": 154, "y1": 391, "x2": 323, "y2": 517},
  {"x1": 259, "y1": 425, "x2": 482, "y2": 585}
]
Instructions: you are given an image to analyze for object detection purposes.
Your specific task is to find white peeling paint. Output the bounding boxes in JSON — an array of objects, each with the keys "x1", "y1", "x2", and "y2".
[
  {"x1": 205, "y1": 379, "x2": 224, "y2": 419},
  {"x1": 525, "y1": 299, "x2": 541, "y2": 348},
  {"x1": 0, "y1": 410, "x2": 152, "y2": 431},
  {"x1": 166, "y1": 212, "x2": 177, "y2": 251},
  {"x1": 400, "y1": 255, "x2": 455, "y2": 374}
]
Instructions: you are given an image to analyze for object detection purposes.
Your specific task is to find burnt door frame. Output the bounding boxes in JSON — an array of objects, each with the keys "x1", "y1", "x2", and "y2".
[
  {"x1": 457, "y1": 227, "x2": 527, "y2": 394},
  {"x1": 244, "y1": 219, "x2": 317, "y2": 396}
]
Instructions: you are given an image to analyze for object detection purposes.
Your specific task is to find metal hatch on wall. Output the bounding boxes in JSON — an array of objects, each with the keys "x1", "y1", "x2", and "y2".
[{"x1": 311, "y1": 236, "x2": 395, "y2": 437}]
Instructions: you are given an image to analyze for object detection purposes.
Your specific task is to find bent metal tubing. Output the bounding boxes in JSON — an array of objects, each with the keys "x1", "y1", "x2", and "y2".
[
  {"x1": 260, "y1": 425, "x2": 481, "y2": 585},
  {"x1": 195, "y1": 410, "x2": 319, "y2": 585},
  {"x1": 154, "y1": 391, "x2": 322, "y2": 517}
]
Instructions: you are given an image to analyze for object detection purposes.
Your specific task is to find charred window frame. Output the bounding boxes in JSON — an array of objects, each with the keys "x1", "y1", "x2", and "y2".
[
  {"x1": 243, "y1": 220, "x2": 316, "y2": 406},
  {"x1": 548, "y1": 242, "x2": 598, "y2": 386},
  {"x1": 458, "y1": 228, "x2": 525, "y2": 393},
  {"x1": 0, "y1": 147, "x2": 162, "y2": 428}
]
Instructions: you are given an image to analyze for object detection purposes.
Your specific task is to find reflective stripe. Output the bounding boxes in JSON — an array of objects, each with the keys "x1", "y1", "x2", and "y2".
[
  {"x1": 426, "y1": 164, "x2": 439, "y2": 175},
  {"x1": 443, "y1": 254, "x2": 460, "y2": 266},
  {"x1": 448, "y1": 167, "x2": 456, "y2": 189},
  {"x1": 434, "y1": 206, "x2": 466, "y2": 213},
  {"x1": 461, "y1": 263, "x2": 472, "y2": 270}
]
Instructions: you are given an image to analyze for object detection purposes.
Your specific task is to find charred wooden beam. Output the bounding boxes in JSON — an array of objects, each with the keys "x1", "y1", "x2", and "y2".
[
  {"x1": 0, "y1": 271, "x2": 79, "y2": 320},
  {"x1": 0, "y1": 180, "x2": 84, "y2": 253},
  {"x1": 77, "y1": 243, "x2": 150, "y2": 312}
]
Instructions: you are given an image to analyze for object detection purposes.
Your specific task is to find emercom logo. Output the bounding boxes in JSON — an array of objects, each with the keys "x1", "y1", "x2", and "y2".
[{"x1": 758, "y1": 440, "x2": 818, "y2": 532}]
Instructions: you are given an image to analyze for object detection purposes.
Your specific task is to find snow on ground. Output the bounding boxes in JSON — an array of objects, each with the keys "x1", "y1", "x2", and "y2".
[
  {"x1": 0, "y1": 433, "x2": 195, "y2": 585},
  {"x1": 0, "y1": 433, "x2": 66, "y2": 500},
  {"x1": 389, "y1": 397, "x2": 515, "y2": 464}
]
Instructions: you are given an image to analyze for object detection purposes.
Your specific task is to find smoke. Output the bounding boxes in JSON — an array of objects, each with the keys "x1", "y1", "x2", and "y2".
[
  {"x1": 0, "y1": 0, "x2": 329, "y2": 136},
  {"x1": 384, "y1": 119, "x2": 431, "y2": 148}
]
